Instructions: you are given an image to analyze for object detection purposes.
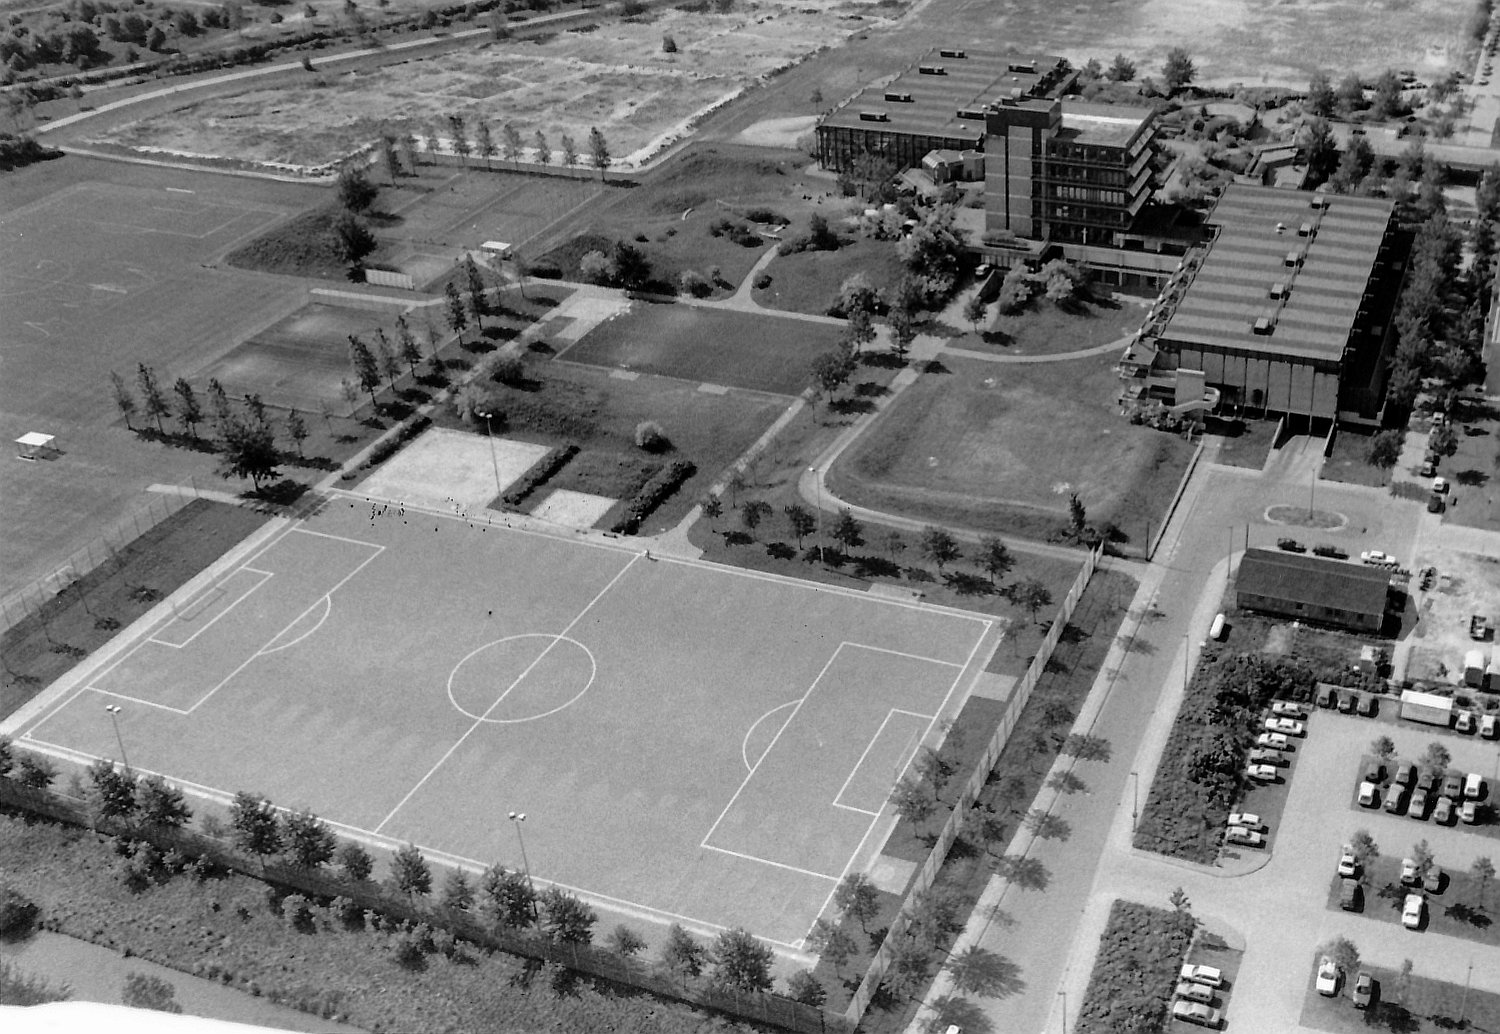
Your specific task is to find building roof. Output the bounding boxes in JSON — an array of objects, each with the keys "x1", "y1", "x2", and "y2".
[
  {"x1": 819, "y1": 49, "x2": 1071, "y2": 144},
  {"x1": 1236, "y1": 548, "x2": 1391, "y2": 616},
  {"x1": 1157, "y1": 185, "x2": 1394, "y2": 363},
  {"x1": 1057, "y1": 102, "x2": 1155, "y2": 147}
]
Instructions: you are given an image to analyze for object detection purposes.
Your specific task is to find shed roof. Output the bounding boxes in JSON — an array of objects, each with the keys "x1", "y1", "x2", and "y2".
[{"x1": 1236, "y1": 547, "x2": 1390, "y2": 616}]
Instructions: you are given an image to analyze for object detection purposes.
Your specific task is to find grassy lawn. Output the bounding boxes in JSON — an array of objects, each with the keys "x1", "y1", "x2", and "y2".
[
  {"x1": 1322, "y1": 427, "x2": 1391, "y2": 488},
  {"x1": 1076, "y1": 900, "x2": 1195, "y2": 1034},
  {"x1": 753, "y1": 236, "x2": 909, "y2": 317},
  {"x1": 0, "y1": 501, "x2": 271, "y2": 721},
  {"x1": 436, "y1": 358, "x2": 787, "y2": 534},
  {"x1": 1210, "y1": 418, "x2": 1273, "y2": 470},
  {"x1": 947, "y1": 293, "x2": 1141, "y2": 356},
  {"x1": 828, "y1": 352, "x2": 1194, "y2": 549},
  {"x1": 1300, "y1": 962, "x2": 1500, "y2": 1033},
  {"x1": 560, "y1": 301, "x2": 846, "y2": 395},
  {"x1": 1442, "y1": 395, "x2": 1500, "y2": 532}
]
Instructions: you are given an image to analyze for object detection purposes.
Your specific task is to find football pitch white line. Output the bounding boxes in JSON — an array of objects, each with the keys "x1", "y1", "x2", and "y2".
[
  {"x1": 79, "y1": 685, "x2": 190, "y2": 716},
  {"x1": 830, "y1": 707, "x2": 933, "y2": 815},
  {"x1": 150, "y1": 568, "x2": 272, "y2": 650},
  {"x1": 847, "y1": 643, "x2": 966, "y2": 667},
  {"x1": 371, "y1": 552, "x2": 641, "y2": 835},
  {"x1": 700, "y1": 843, "x2": 840, "y2": 882}
]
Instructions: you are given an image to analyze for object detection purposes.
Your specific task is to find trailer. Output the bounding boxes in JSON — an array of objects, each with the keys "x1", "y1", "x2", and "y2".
[{"x1": 1399, "y1": 689, "x2": 1453, "y2": 727}]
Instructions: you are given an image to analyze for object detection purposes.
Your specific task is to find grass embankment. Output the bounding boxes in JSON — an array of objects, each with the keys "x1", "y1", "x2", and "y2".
[
  {"x1": 0, "y1": 811, "x2": 758, "y2": 1034},
  {"x1": 0, "y1": 501, "x2": 270, "y2": 721},
  {"x1": 959, "y1": 293, "x2": 1140, "y2": 357},
  {"x1": 1075, "y1": 900, "x2": 1195, "y2": 1034},
  {"x1": 753, "y1": 238, "x2": 908, "y2": 317},
  {"x1": 226, "y1": 206, "x2": 398, "y2": 281}
]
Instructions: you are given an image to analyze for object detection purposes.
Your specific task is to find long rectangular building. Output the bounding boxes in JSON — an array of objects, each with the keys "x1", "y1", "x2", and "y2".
[{"x1": 1235, "y1": 548, "x2": 1393, "y2": 634}]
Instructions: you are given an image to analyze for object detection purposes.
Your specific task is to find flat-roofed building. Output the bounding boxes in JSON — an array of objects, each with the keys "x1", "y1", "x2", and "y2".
[
  {"x1": 1123, "y1": 184, "x2": 1400, "y2": 423},
  {"x1": 1235, "y1": 548, "x2": 1393, "y2": 634}
]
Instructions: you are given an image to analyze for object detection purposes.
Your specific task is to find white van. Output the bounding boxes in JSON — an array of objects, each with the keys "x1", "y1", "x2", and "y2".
[{"x1": 1209, "y1": 613, "x2": 1227, "y2": 641}]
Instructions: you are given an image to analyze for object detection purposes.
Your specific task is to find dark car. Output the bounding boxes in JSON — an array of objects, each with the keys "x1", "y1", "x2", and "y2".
[
  {"x1": 1385, "y1": 786, "x2": 1408, "y2": 815},
  {"x1": 1429, "y1": 494, "x2": 1445, "y2": 513},
  {"x1": 1393, "y1": 763, "x2": 1416, "y2": 787},
  {"x1": 1357, "y1": 693, "x2": 1378, "y2": 716},
  {"x1": 1340, "y1": 878, "x2": 1363, "y2": 912},
  {"x1": 1435, "y1": 797, "x2": 1456, "y2": 825},
  {"x1": 1353, "y1": 972, "x2": 1376, "y2": 1009},
  {"x1": 1443, "y1": 773, "x2": 1464, "y2": 799},
  {"x1": 1424, "y1": 866, "x2": 1445, "y2": 893},
  {"x1": 1416, "y1": 767, "x2": 1439, "y2": 793},
  {"x1": 1339, "y1": 691, "x2": 1358, "y2": 713},
  {"x1": 1315, "y1": 684, "x2": 1337, "y2": 708}
]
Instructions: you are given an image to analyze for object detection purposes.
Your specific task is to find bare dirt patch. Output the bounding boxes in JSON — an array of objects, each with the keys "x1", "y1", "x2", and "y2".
[{"x1": 1406, "y1": 547, "x2": 1500, "y2": 685}]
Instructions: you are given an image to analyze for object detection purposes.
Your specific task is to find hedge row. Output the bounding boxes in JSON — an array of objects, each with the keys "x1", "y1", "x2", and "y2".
[
  {"x1": 365, "y1": 415, "x2": 432, "y2": 467},
  {"x1": 501, "y1": 443, "x2": 578, "y2": 508},
  {"x1": 609, "y1": 459, "x2": 694, "y2": 534}
]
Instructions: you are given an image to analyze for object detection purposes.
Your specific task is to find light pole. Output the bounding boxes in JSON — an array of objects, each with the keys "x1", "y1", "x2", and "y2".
[
  {"x1": 1460, "y1": 958, "x2": 1473, "y2": 1024},
  {"x1": 1058, "y1": 988, "x2": 1068, "y2": 1033},
  {"x1": 103, "y1": 704, "x2": 130, "y2": 771},
  {"x1": 1183, "y1": 632, "x2": 1190, "y2": 693},
  {"x1": 508, "y1": 810, "x2": 539, "y2": 921},
  {"x1": 476, "y1": 410, "x2": 502, "y2": 499},
  {"x1": 808, "y1": 465, "x2": 823, "y2": 562},
  {"x1": 1129, "y1": 770, "x2": 1139, "y2": 832}
]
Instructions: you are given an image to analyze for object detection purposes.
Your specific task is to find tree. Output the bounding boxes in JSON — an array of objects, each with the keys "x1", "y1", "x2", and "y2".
[
  {"x1": 136, "y1": 363, "x2": 169, "y2": 433},
  {"x1": 1068, "y1": 493, "x2": 1088, "y2": 538},
  {"x1": 920, "y1": 526, "x2": 961, "y2": 572},
  {"x1": 1430, "y1": 423, "x2": 1458, "y2": 458},
  {"x1": 915, "y1": 747, "x2": 951, "y2": 799},
  {"x1": 1008, "y1": 577, "x2": 1053, "y2": 624},
  {"x1": 379, "y1": 135, "x2": 402, "y2": 183},
  {"x1": 1420, "y1": 742, "x2": 1451, "y2": 775},
  {"x1": 480, "y1": 866, "x2": 536, "y2": 928},
  {"x1": 946, "y1": 944, "x2": 1015, "y2": 999},
  {"x1": 228, "y1": 791, "x2": 282, "y2": 873},
  {"x1": 588, "y1": 126, "x2": 611, "y2": 178},
  {"x1": 1107, "y1": 53, "x2": 1137, "y2": 82},
  {"x1": 533, "y1": 129, "x2": 550, "y2": 165},
  {"x1": 605, "y1": 923, "x2": 646, "y2": 959},
  {"x1": 978, "y1": 536, "x2": 1013, "y2": 585},
  {"x1": 726, "y1": 469, "x2": 747, "y2": 508},
  {"x1": 1306, "y1": 71, "x2": 1336, "y2": 117},
  {"x1": 660, "y1": 923, "x2": 707, "y2": 984},
  {"x1": 701, "y1": 496, "x2": 723, "y2": 527},
  {"x1": 1060, "y1": 732, "x2": 1111, "y2": 762},
  {"x1": 1023, "y1": 808, "x2": 1070, "y2": 841},
  {"x1": 172, "y1": 378, "x2": 202, "y2": 438},
  {"x1": 1162, "y1": 47, "x2": 1195, "y2": 93},
  {"x1": 886, "y1": 302, "x2": 917, "y2": 361},
  {"x1": 335, "y1": 165, "x2": 378, "y2": 213},
  {"x1": 462, "y1": 254, "x2": 489, "y2": 330},
  {"x1": 834, "y1": 871, "x2": 880, "y2": 931},
  {"x1": 503, "y1": 122, "x2": 523, "y2": 168},
  {"x1": 783, "y1": 503, "x2": 816, "y2": 548},
  {"x1": 285, "y1": 408, "x2": 309, "y2": 457},
  {"x1": 440, "y1": 868, "x2": 474, "y2": 911},
  {"x1": 885, "y1": 529, "x2": 907, "y2": 562},
  {"x1": 1330, "y1": 134, "x2": 1375, "y2": 193},
  {"x1": 560, "y1": 132, "x2": 578, "y2": 169},
  {"x1": 87, "y1": 758, "x2": 137, "y2": 822},
  {"x1": 474, "y1": 119, "x2": 494, "y2": 169},
  {"x1": 891, "y1": 773, "x2": 936, "y2": 830},
  {"x1": 447, "y1": 114, "x2": 470, "y2": 168},
  {"x1": 1473, "y1": 856, "x2": 1495, "y2": 911},
  {"x1": 1321, "y1": 936, "x2": 1360, "y2": 987},
  {"x1": 390, "y1": 842, "x2": 433, "y2": 900},
  {"x1": 279, "y1": 807, "x2": 336, "y2": 869},
  {"x1": 885, "y1": 935, "x2": 930, "y2": 999},
  {"x1": 340, "y1": 844, "x2": 376, "y2": 886},
  {"x1": 1412, "y1": 839, "x2": 1435, "y2": 880},
  {"x1": 444, "y1": 280, "x2": 469, "y2": 344},
  {"x1": 134, "y1": 774, "x2": 190, "y2": 831},
  {"x1": 1371, "y1": 735, "x2": 1396, "y2": 763},
  {"x1": 329, "y1": 209, "x2": 375, "y2": 264},
  {"x1": 739, "y1": 499, "x2": 771, "y2": 539},
  {"x1": 806, "y1": 918, "x2": 857, "y2": 976},
  {"x1": 1047, "y1": 770, "x2": 1087, "y2": 795},
  {"x1": 395, "y1": 314, "x2": 423, "y2": 376},
  {"x1": 809, "y1": 348, "x2": 855, "y2": 400},
  {"x1": 219, "y1": 416, "x2": 279, "y2": 492},
  {"x1": 109, "y1": 371, "x2": 138, "y2": 430},
  {"x1": 1350, "y1": 829, "x2": 1379, "y2": 870},
  {"x1": 962, "y1": 293, "x2": 987, "y2": 333},
  {"x1": 539, "y1": 886, "x2": 596, "y2": 943},
  {"x1": 611, "y1": 241, "x2": 651, "y2": 291},
  {"x1": 831, "y1": 508, "x2": 864, "y2": 550},
  {"x1": 710, "y1": 927, "x2": 774, "y2": 992},
  {"x1": 14, "y1": 755, "x2": 57, "y2": 789},
  {"x1": 122, "y1": 973, "x2": 181, "y2": 1013},
  {"x1": 785, "y1": 969, "x2": 826, "y2": 1007}
]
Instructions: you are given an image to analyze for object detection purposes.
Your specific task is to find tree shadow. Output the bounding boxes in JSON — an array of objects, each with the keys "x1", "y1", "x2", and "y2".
[
  {"x1": 923, "y1": 359, "x2": 950, "y2": 375},
  {"x1": 527, "y1": 340, "x2": 557, "y2": 355},
  {"x1": 860, "y1": 351, "x2": 906, "y2": 369},
  {"x1": 852, "y1": 555, "x2": 902, "y2": 579},
  {"x1": 980, "y1": 330, "x2": 1014, "y2": 347},
  {"x1": 944, "y1": 571, "x2": 996, "y2": 596},
  {"x1": 1455, "y1": 469, "x2": 1489, "y2": 487},
  {"x1": 1125, "y1": 637, "x2": 1157, "y2": 655},
  {"x1": 830, "y1": 397, "x2": 876, "y2": 415},
  {"x1": 854, "y1": 380, "x2": 891, "y2": 398},
  {"x1": 766, "y1": 541, "x2": 796, "y2": 560},
  {"x1": 1058, "y1": 623, "x2": 1090, "y2": 644}
]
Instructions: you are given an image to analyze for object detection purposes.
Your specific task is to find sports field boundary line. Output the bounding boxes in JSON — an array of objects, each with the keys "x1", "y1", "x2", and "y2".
[
  {"x1": 741, "y1": 699, "x2": 798, "y2": 772},
  {"x1": 848, "y1": 643, "x2": 966, "y2": 668},
  {"x1": 150, "y1": 567, "x2": 272, "y2": 650},
  {"x1": 256, "y1": 595, "x2": 331, "y2": 656},
  {"x1": 372, "y1": 552, "x2": 640, "y2": 835},
  {"x1": 700, "y1": 843, "x2": 840, "y2": 882},
  {"x1": 830, "y1": 707, "x2": 932, "y2": 816}
]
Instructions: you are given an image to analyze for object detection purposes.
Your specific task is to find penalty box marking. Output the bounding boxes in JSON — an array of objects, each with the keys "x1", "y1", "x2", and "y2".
[
  {"x1": 150, "y1": 567, "x2": 272, "y2": 649},
  {"x1": 831, "y1": 709, "x2": 933, "y2": 816},
  {"x1": 700, "y1": 638, "x2": 981, "y2": 880}
]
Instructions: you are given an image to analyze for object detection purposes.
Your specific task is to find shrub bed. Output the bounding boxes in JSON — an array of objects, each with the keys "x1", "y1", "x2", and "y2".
[
  {"x1": 1075, "y1": 900, "x2": 1195, "y2": 1034},
  {"x1": 500, "y1": 444, "x2": 578, "y2": 508},
  {"x1": 609, "y1": 460, "x2": 695, "y2": 534},
  {"x1": 365, "y1": 415, "x2": 432, "y2": 467}
]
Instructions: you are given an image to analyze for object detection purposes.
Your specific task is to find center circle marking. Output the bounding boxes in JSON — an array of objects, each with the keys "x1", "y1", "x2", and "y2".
[{"x1": 447, "y1": 633, "x2": 596, "y2": 724}]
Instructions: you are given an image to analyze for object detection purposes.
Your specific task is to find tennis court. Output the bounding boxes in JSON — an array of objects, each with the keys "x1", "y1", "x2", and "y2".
[{"x1": 16, "y1": 499, "x2": 996, "y2": 947}]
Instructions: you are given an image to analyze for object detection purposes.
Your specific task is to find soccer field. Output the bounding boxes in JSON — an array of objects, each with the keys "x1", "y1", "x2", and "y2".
[{"x1": 14, "y1": 499, "x2": 996, "y2": 947}]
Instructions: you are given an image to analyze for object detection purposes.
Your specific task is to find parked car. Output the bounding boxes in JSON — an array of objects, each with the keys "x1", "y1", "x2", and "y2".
[
  {"x1": 1461, "y1": 800, "x2": 1480, "y2": 824},
  {"x1": 1338, "y1": 844, "x2": 1360, "y2": 877},
  {"x1": 1180, "y1": 964, "x2": 1224, "y2": 988},
  {"x1": 1244, "y1": 764, "x2": 1279, "y2": 783},
  {"x1": 1416, "y1": 768, "x2": 1439, "y2": 792},
  {"x1": 1264, "y1": 717, "x2": 1305, "y2": 736},
  {"x1": 1420, "y1": 458, "x2": 1437, "y2": 477},
  {"x1": 1466, "y1": 773, "x2": 1485, "y2": 799},
  {"x1": 1435, "y1": 796, "x2": 1455, "y2": 824},
  {"x1": 1353, "y1": 972, "x2": 1375, "y2": 1009},
  {"x1": 1227, "y1": 812, "x2": 1261, "y2": 828},
  {"x1": 1175, "y1": 980, "x2": 1215, "y2": 1004},
  {"x1": 1248, "y1": 747, "x2": 1286, "y2": 766},
  {"x1": 1482, "y1": 714, "x2": 1498, "y2": 739},
  {"x1": 1401, "y1": 858, "x2": 1420, "y2": 884},
  {"x1": 1393, "y1": 763, "x2": 1416, "y2": 787},
  {"x1": 1419, "y1": 566, "x2": 1437, "y2": 590},
  {"x1": 1271, "y1": 700, "x2": 1306, "y2": 719},
  {"x1": 1409, "y1": 789, "x2": 1431, "y2": 819},
  {"x1": 1428, "y1": 494, "x2": 1445, "y2": 513},
  {"x1": 1340, "y1": 878, "x2": 1363, "y2": 912},
  {"x1": 1316, "y1": 955, "x2": 1340, "y2": 995},
  {"x1": 1403, "y1": 893, "x2": 1425, "y2": 930},
  {"x1": 1257, "y1": 731, "x2": 1290, "y2": 750},
  {"x1": 1226, "y1": 826, "x2": 1267, "y2": 847},
  {"x1": 1424, "y1": 867, "x2": 1443, "y2": 893},
  {"x1": 1385, "y1": 787, "x2": 1408, "y2": 815},
  {"x1": 1433, "y1": 476, "x2": 1449, "y2": 494},
  {"x1": 1357, "y1": 693, "x2": 1377, "y2": 716},
  {"x1": 1338, "y1": 691, "x2": 1358, "y2": 713},
  {"x1": 1315, "y1": 684, "x2": 1337, "y2": 708},
  {"x1": 1361, "y1": 550, "x2": 1398, "y2": 567},
  {"x1": 1457, "y1": 710, "x2": 1477, "y2": 734},
  {"x1": 1358, "y1": 781, "x2": 1380, "y2": 808},
  {"x1": 1172, "y1": 1000, "x2": 1222, "y2": 1029},
  {"x1": 1443, "y1": 773, "x2": 1464, "y2": 799}
]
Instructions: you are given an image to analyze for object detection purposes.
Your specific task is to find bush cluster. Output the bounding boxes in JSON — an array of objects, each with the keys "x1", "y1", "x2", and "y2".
[
  {"x1": 752, "y1": 272, "x2": 772, "y2": 290},
  {"x1": 500, "y1": 444, "x2": 578, "y2": 508},
  {"x1": 742, "y1": 207, "x2": 787, "y2": 225},
  {"x1": 1075, "y1": 901, "x2": 1195, "y2": 1034},
  {"x1": 708, "y1": 218, "x2": 761, "y2": 248},
  {"x1": 365, "y1": 415, "x2": 431, "y2": 467},
  {"x1": 609, "y1": 460, "x2": 695, "y2": 534},
  {"x1": 0, "y1": 133, "x2": 62, "y2": 172},
  {"x1": 634, "y1": 420, "x2": 669, "y2": 452}
]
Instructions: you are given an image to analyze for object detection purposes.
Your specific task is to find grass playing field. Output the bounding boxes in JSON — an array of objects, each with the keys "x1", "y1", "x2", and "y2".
[{"x1": 15, "y1": 499, "x2": 997, "y2": 948}]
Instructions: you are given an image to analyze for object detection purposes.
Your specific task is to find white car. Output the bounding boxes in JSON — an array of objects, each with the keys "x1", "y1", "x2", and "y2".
[
  {"x1": 1225, "y1": 826, "x2": 1266, "y2": 847},
  {"x1": 1227, "y1": 812, "x2": 1261, "y2": 828},
  {"x1": 1316, "y1": 955, "x2": 1340, "y2": 996},
  {"x1": 1358, "y1": 781, "x2": 1380, "y2": 807},
  {"x1": 1401, "y1": 858, "x2": 1420, "y2": 884},
  {"x1": 1461, "y1": 800, "x2": 1479, "y2": 824},
  {"x1": 1244, "y1": 764, "x2": 1279, "y2": 783},
  {"x1": 1175, "y1": 979, "x2": 1215, "y2": 1004},
  {"x1": 1403, "y1": 893, "x2": 1425, "y2": 930},
  {"x1": 1465, "y1": 773, "x2": 1484, "y2": 799},
  {"x1": 1270, "y1": 700, "x2": 1307, "y2": 719},
  {"x1": 1338, "y1": 845, "x2": 1359, "y2": 877},
  {"x1": 1433, "y1": 476, "x2": 1449, "y2": 494},
  {"x1": 1264, "y1": 717, "x2": 1305, "y2": 737},
  {"x1": 1180, "y1": 963, "x2": 1224, "y2": 988},
  {"x1": 1256, "y1": 731, "x2": 1290, "y2": 750},
  {"x1": 1172, "y1": 1000, "x2": 1223, "y2": 1029},
  {"x1": 1361, "y1": 549, "x2": 1398, "y2": 567}
]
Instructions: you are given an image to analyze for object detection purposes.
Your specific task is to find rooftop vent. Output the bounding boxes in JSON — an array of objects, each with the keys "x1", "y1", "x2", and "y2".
[
  {"x1": 918, "y1": 64, "x2": 946, "y2": 75},
  {"x1": 939, "y1": 48, "x2": 966, "y2": 58},
  {"x1": 885, "y1": 91, "x2": 913, "y2": 102},
  {"x1": 858, "y1": 111, "x2": 889, "y2": 122},
  {"x1": 956, "y1": 108, "x2": 986, "y2": 120}
]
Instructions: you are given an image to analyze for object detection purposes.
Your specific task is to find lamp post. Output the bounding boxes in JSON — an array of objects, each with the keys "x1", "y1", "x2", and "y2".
[
  {"x1": 1460, "y1": 958, "x2": 1473, "y2": 1025},
  {"x1": 808, "y1": 465, "x2": 823, "y2": 562},
  {"x1": 1130, "y1": 770, "x2": 1139, "y2": 832},
  {"x1": 476, "y1": 410, "x2": 502, "y2": 499},
  {"x1": 508, "y1": 810, "x2": 539, "y2": 921},
  {"x1": 103, "y1": 704, "x2": 130, "y2": 771},
  {"x1": 1058, "y1": 989, "x2": 1068, "y2": 1033}
]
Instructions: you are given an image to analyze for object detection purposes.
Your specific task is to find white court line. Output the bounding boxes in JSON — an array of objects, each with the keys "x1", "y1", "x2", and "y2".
[
  {"x1": 700, "y1": 644, "x2": 847, "y2": 850},
  {"x1": 700, "y1": 843, "x2": 840, "y2": 882},
  {"x1": 830, "y1": 707, "x2": 933, "y2": 814},
  {"x1": 740, "y1": 699, "x2": 798, "y2": 772},
  {"x1": 845, "y1": 642, "x2": 966, "y2": 668},
  {"x1": 152, "y1": 568, "x2": 272, "y2": 650},
  {"x1": 165, "y1": 187, "x2": 195, "y2": 194},
  {"x1": 79, "y1": 686, "x2": 190, "y2": 716},
  {"x1": 372, "y1": 552, "x2": 641, "y2": 835},
  {"x1": 256, "y1": 596, "x2": 330, "y2": 656}
]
